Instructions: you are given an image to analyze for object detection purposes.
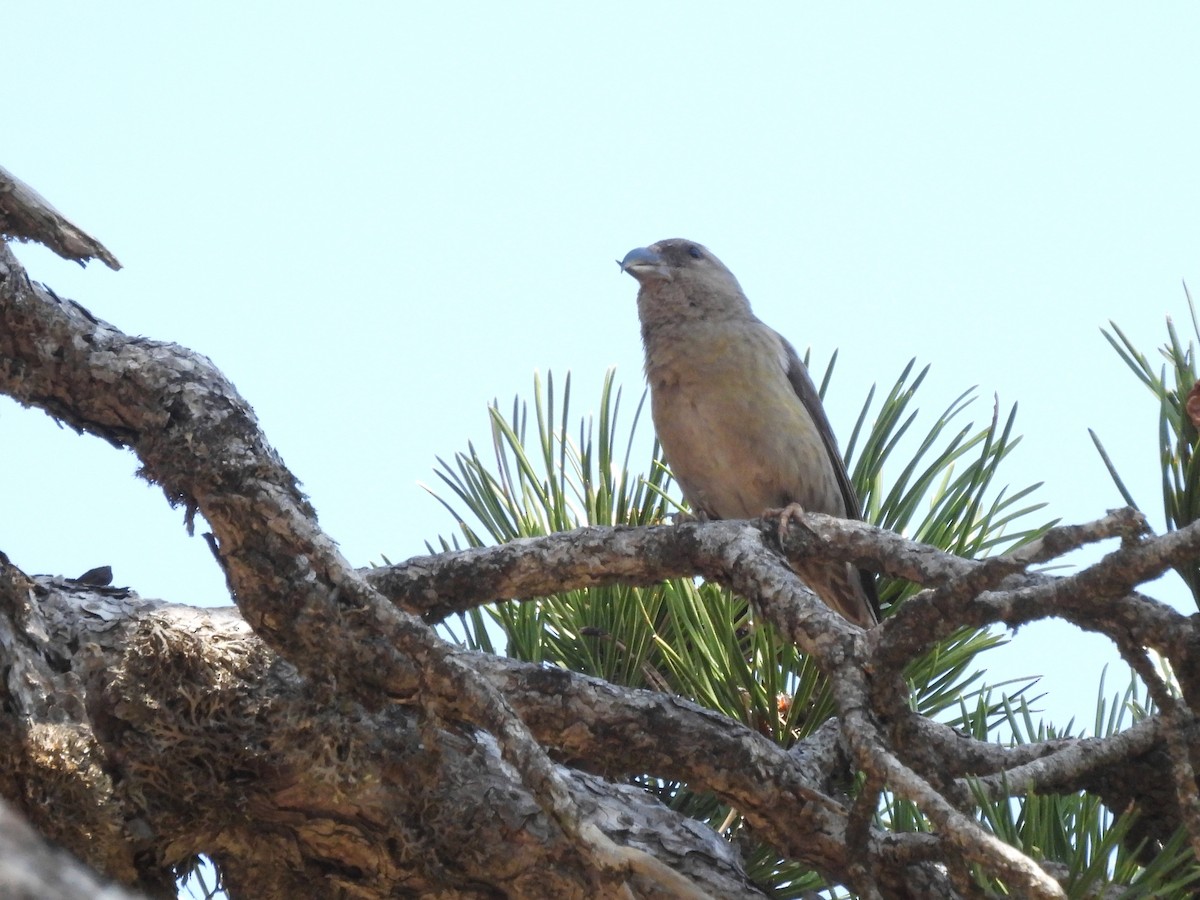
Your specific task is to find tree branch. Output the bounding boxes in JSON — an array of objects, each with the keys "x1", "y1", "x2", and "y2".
[
  {"x1": 5, "y1": 175, "x2": 1200, "y2": 897},
  {"x1": 0, "y1": 166, "x2": 120, "y2": 269}
]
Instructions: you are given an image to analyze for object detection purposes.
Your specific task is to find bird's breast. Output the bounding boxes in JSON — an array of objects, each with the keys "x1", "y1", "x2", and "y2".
[{"x1": 643, "y1": 325, "x2": 844, "y2": 519}]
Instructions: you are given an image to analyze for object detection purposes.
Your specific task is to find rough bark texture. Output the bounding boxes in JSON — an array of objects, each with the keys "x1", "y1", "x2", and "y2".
[
  {"x1": 2, "y1": 166, "x2": 1200, "y2": 899},
  {"x1": 0, "y1": 565, "x2": 760, "y2": 899},
  {"x1": 0, "y1": 165, "x2": 120, "y2": 269}
]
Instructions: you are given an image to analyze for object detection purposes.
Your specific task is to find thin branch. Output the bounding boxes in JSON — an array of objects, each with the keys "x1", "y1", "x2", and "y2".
[
  {"x1": 966, "y1": 715, "x2": 1164, "y2": 798},
  {"x1": 840, "y1": 707, "x2": 1066, "y2": 899}
]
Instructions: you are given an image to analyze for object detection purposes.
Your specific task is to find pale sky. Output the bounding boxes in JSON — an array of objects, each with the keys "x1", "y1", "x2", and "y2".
[{"x1": 6, "y1": 3, "x2": 1200, "y2": 763}]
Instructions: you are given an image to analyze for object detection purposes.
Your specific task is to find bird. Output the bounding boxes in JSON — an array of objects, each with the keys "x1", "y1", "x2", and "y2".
[{"x1": 619, "y1": 238, "x2": 879, "y2": 628}]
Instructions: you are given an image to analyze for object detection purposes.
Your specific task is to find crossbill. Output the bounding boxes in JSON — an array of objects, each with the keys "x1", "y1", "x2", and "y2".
[{"x1": 620, "y1": 239, "x2": 879, "y2": 628}]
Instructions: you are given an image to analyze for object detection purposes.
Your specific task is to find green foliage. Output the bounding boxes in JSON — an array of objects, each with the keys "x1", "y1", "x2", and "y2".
[
  {"x1": 1093, "y1": 286, "x2": 1200, "y2": 606},
  {"x1": 427, "y1": 360, "x2": 1066, "y2": 896},
  {"x1": 843, "y1": 358, "x2": 1047, "y2": 559},
  {"x1": 964, "y1": 672, "x2": 1200, "y2": 897},
  {"x1": 427, "y1": 356, "x2": 1200, "y2": 896}
]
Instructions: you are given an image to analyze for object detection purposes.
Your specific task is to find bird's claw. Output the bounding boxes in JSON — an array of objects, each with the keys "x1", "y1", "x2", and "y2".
[{"x1": 771, "y1": 502, "x2": 815, "y2": 547}]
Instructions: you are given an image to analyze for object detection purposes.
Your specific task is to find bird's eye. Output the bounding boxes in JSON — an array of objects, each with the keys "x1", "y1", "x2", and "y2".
[{"x1": 687, "y1": 245, "x2": 702, "y2": 259}]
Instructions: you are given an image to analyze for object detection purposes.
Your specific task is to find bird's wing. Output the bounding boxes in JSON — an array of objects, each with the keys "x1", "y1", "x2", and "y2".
[
  {"x1": 780, "y1": 336, "x2": 881, "y2": 618},
  {"x1": 779, "y1": 337, "x2": 863, "y2": 521}
]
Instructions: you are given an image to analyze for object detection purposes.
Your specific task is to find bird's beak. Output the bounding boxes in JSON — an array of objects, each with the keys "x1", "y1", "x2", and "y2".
[{"x1": 618, "y1": 246, "x2": 672, "y2": 283}]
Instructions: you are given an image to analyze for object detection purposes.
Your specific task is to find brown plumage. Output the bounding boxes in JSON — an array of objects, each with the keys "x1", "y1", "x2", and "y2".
[{"x1": 620, "y1": 239, "x2": 879, "y2": 628}]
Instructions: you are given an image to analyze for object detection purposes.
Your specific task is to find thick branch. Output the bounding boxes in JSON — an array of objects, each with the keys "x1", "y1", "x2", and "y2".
[{"x1": 0, "y1": 562, "x2": 764, "y2": 898}]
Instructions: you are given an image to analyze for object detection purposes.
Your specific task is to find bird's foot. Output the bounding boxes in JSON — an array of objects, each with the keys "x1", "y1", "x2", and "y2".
[{"x1": 769, "y1": 502, "x2": 816, "y2": 548}]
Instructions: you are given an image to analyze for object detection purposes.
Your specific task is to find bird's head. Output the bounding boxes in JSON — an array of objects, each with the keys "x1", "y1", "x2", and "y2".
[{"x1": 619, "y1": 239, "x2": 751, "y2": 324}]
